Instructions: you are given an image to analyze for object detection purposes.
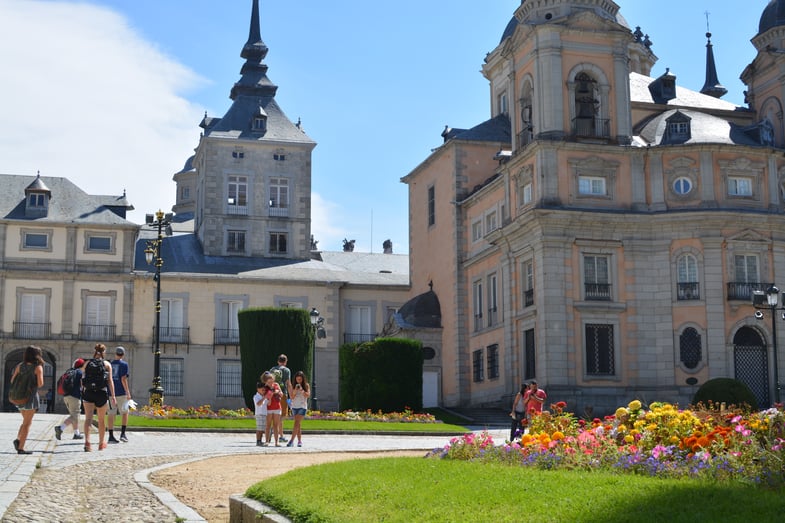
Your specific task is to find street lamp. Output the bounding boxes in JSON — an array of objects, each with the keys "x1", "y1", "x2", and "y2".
[
  {"x1": 753, "y1": 284, "x2": 783, "y2": 404},
  {"x1": 309, "y1": 307, "x2": 326, "y2": 411},
  {"x1": 145, "y1": 210, "x2": 172, "y2": 407}
]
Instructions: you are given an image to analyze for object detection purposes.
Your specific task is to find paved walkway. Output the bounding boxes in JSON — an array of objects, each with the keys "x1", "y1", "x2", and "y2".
[{"x1": 0, "y1": 413, "x2": 505, "y2": 522}]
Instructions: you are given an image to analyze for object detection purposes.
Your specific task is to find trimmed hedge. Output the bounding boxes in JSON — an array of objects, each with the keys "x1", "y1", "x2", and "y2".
[
  {"x1": 340, "y1": 337, "x2": 423, "y2": 412},
  {"x1": 238, "y1": 308, "x2": 313, "y2": 410},
  {"x1": 691, "y1": 377, "x2": 759, "y2": 411}
]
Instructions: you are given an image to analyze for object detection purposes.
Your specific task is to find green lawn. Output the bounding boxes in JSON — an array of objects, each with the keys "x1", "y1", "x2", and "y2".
[
  {"x1": 125, "y1": 414, "x2": 467, "y2": 433},
  {"x1": 246, "y1": 457, "x2": 785, "y2": 523}
]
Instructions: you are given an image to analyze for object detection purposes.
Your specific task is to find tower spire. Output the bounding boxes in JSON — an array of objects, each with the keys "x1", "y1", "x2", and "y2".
[
  {"x1": 700, "y1": 11, "x2": 727, "y2": 98},
  {"x1": 230, "y1": 0, "x2": 277, "y2": 100}
]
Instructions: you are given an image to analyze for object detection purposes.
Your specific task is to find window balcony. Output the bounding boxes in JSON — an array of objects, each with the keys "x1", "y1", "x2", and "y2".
[
  {"x1": 487, "y1": 307, "x2": 498, "y2": 327},
  {"x1": 727, "y1": 282, "x2": 770, "y2": 301},
  {"x1": 158, "y1": 326, "x2": 190, "y2": 344},
  {"x1": 225, "y1": 205, "x2": 248, "y2": 216},
  {"x1": 677, "y1": 282, "x2": 700, "y2": 301},
  {"x1": 13, "y1": 321, "x2": 51, "y2": 339},
  {"x1": 572, "y1": 117, "x2": 610, "y2": 138},
  {"x1": 268, "y1": 205, "x2": 289, "y2": 218},
  {"x1": 585, "y1": 283, "x2": 612, "y2": 301},
  {"x1": 213, "y1": 328, "x2": 240, "y2": 345},
  {"x1": 79, "y1": 323, "x2": 117, "y2": 341},
  {"x1": 343, "y1": 333, "x2": 376, "y2": 344},
  {"x1": 524, "y1": 289, "x2": 534, "y2": 307},
  {"x1": 473, "y1": 313, "x2": 483, "y2": 332}
]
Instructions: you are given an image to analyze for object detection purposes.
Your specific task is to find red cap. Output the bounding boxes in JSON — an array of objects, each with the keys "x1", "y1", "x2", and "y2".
[{"x1": 73, "y1": 358, "x2": 85, "y2": 368}]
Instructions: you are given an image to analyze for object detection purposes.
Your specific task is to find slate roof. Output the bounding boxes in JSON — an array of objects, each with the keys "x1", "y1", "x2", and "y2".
[
  {"x1": 133, "y1": 231, "x2": 409, "y2": 287},
  {"x1": 394, "y1": 290, "x2": 441, "y2": 329},
  {"x1": 630, "y1": 72, "x2": 742, "y2": 112},
  {"x1": 203, "y1": 97, "x2": 314, "y2": 144},
  {"x1": 442, "y1": 114, "x2": 512, "y2": 144},
  {"x1": 0, "y1": 173, "x2": 135, "y2": 225},
  {"x1": 636, "y1": 109, "x2": 762, "y2": 147}
]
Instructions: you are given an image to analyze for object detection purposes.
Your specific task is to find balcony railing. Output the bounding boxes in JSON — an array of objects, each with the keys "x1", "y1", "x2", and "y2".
[
  {"x1": 487, "y1": 307, "x2": 498, "y2": 327},
  {"x1": 225, "y1": 204, "x2": 248, "y2": 216},
  {"x1": 343, "y1": 333, "x2": 376, "y2": 344},
  {"x1": 727, "y1": 282, "x2": 771, "y2": 301},
  {"x1": 572, "y1": 117, "x2": 610, "y2": 138},
  {"x1": 157, "y1": 326, "x2": 190, "y2": 344},
  {"x1": 213, "y1": 328, "x2": 240, "y2": 345},
  {"x1": 79, "y1": 323, "x2": 117, "y2": 341},
  {"x1": 473, "y1": 314, "x2": 483, "y2": 332},
  {"x1": 268, "y1": 205, "x2": 289, "y2": 218},
  {"x1": 524, "y1": 289, "x2": 534, "y2": 307},
  {"x1": 677, "y1": 282, "x2": 700, "y2": 301},
  {"x1": 585, "y1": 283, "x2": 612, "y2": 301},
  {"x1": 13, "y1": 321, "x2": 51, "y2": 339}
]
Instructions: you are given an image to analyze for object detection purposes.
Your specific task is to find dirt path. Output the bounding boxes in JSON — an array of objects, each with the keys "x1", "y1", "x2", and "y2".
[{"x1": 150, "y1": 450, "x2": 425, "y2": 522}]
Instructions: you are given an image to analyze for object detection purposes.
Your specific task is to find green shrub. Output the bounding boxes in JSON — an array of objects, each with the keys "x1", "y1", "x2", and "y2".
[{"x1": 691, "y1": 377, "x2": 759, "y2": 411}]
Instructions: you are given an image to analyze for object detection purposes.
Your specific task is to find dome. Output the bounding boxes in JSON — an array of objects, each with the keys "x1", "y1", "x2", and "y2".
[
  {"x1": 759, "y1": 0, "x2": 785, "y2": 35},
  {"x1": 500, "y1": 16, "x2": 519, "y2": 43}
]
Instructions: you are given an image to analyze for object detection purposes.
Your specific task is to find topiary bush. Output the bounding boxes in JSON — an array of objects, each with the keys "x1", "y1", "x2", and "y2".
[{"x1": 691, "y1": 377, "x2": 759, "y2": 411}]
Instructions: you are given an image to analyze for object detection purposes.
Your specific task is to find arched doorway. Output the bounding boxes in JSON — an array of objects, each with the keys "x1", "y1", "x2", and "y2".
[
  {"x1": 733, "y1": 327, "x2": 769, "y2": 408},
  {"x1": 3, "y1": 346, "x2": 57, "y2": 412}
]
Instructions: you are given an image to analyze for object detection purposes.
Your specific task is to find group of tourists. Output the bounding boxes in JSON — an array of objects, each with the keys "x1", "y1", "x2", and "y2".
[
  {"x1": 253, "y1": 354, "x2": 311, "y2": 448},
  {"x1": 9, "y1": 343, "x2": 131, "y2": 454}
]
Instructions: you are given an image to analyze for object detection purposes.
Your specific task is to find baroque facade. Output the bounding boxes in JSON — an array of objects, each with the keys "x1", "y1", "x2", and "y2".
[{"x1": 402, "y1": 0, "x2": 785, "y2": 413}]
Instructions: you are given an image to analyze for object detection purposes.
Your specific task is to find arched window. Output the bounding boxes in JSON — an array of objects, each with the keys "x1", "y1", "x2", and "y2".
[{"x1": 679, "y1": 327, "x2": 702, "y2": 370}]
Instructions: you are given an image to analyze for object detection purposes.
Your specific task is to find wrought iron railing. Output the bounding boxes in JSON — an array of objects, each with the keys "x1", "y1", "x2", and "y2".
[
  {"x1": 585, "y1": 283, "x2": 612, "y2": 301},
  {"x1": 727, "y1": 282, "x2": 770, "y2": 301},
  {"x1": 572, "y1": 117, "x2": 610, "y2": 138},
  {"x1": 213, "y1": 328, "x2": 240, "y2": 345},
  {"x1": 79, "y1": 323, "x2": 117, "y2": 341},
  {"x1": 343, "y1": 333, "x2": 376, "y2": 344},
  {"x1": 677, "y1": 282, "x2": 700, "y2": 301},
  {"x1": 524, "y1": 289, "x2": 534, "y2": 307},
  {"x1": 13, "y1": 321, "x2": 51, "y2": 339},
  {"x1": 157, "y1": 326, "x2": 190, "y2": 344}
]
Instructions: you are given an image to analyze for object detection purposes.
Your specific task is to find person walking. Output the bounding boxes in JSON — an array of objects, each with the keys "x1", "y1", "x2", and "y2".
[
  {"x1": 269, "y1": 354, "x2": 292, "y2": 443},
  {"x1": 82, "y1": 343, "x2": 116, "y2": 452},
  {"x1": 253, "y1": 380, "x2": 269, "y2": 446},
  {"x1": 509, "y1": 383, "x2": 528, "y2": 441},
  {"x1": 261, "y1": 371, "x2": 283, "y2": 447},
  {"x1": 107, "y1": 346, "x2": 131, "y2": 443},
  {"x1": 54, "y1": 358, "x2": 86, "y2": 441},
  {"x1": 523, "y1": 381, "x2": 547, "y2": 419},
  {"x1": 10, "y1": 345, "x2": 45, "y2": 454},
  {"x1": 287, "y1": 371, "x2": 310, "y2": 447}
]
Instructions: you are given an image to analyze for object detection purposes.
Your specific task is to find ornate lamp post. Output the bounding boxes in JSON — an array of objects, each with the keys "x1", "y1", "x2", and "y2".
[
  {"x1": 309, "y1": 307, "x2": 326, "y2": 411},
  {"x1": 754, "y1": 284, "x2": 783, "y2": 404},
  {"x1": 144, "y1": 210, "x2": 172, "y2": 407}
]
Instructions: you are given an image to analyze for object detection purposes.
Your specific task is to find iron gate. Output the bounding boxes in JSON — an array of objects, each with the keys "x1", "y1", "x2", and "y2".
[{"x1": 734, "y1": 327, "x2": 770, "y2": 408}]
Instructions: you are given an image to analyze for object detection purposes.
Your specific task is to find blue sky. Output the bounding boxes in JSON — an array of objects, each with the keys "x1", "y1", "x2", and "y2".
[{"x1": 0, "y1": 1, "x2": 768, "y2": 252}]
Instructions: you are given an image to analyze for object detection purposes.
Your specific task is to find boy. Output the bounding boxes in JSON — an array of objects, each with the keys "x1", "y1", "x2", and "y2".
[{"x1": 252, "y1": 380, "x2": 269, "y2": 446}]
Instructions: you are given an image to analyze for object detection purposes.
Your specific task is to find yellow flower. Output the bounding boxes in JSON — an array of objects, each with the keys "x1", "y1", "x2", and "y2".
[
  {"x1": 552, "y1": 431, "x2": 565, "y2": 441},
  {"x1": 615, "y1": 407, "x2": 628, "y2": 419},
  {"x1": 624, "y1": 435, "x2": 634, "y2": 444},
  {"x1": 628, "y1": 400, "x2": 642, "y2": 411}
]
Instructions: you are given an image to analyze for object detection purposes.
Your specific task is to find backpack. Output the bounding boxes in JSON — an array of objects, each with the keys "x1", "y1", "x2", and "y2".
[
  {"x1": 83, "y1": 358, "x2": 108, "y2": 392},
  {"x1": 9, "y1": 363, "x2": 36, "y2": 406},
  {"x1": 57, "y1": 368, "x2": 78, "y2": 396}
]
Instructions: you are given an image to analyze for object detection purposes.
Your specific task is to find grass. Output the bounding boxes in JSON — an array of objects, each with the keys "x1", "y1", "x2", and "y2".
[
  {"x1": 246, "y1": 457, "x2": 785, "y2": 523},
  {"x1": 125, "y1": 414, "x2": 467, "y2": 433}
]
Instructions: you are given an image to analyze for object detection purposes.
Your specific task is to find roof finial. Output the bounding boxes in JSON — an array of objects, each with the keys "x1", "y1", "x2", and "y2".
[{"x1": 700, "y1": 10, "x2": 727, "y2": 98}]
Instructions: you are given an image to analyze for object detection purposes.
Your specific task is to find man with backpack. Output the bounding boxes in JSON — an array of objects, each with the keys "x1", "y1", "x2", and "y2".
[
  {"x1": 54, "y1": 358, "x2": 85, "y2": 441},
  {"x1": 107, "y1": 346, "x2": 131, "y2": 443}
]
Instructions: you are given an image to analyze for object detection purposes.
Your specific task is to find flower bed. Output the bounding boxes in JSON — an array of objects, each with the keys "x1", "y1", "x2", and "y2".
[
  {"x1": 429, "y1": 401, "x2": 785, "y2": 486},
  {"x1": 135, "y1": 404, "x2": 439, "y2": 423}
]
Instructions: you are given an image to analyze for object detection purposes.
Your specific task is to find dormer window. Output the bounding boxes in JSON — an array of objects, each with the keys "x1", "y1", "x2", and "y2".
[
  {"x1": 663, "y1": 111, "x2": 691, "y2": 144},
  {"x1": 24, "y1": 173, "x2": 51, "y2": 217},
  {"x1": 252, "y1": 105, "x2": 268, "y2": 134},
  {"x1": 28, "y1": 193, "x2": 45, "y2": 207}
]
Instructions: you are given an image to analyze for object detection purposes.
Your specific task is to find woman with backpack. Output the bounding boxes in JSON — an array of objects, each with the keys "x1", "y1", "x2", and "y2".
[
  {"x1": 81, "y1": 343, "x2": 116, "y2": 451},
  {"x1": 10, "y1": 345, "x2": 45, "y2": 455}
]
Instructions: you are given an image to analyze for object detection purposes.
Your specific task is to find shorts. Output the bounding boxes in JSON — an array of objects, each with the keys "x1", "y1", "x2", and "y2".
[
  {"x1": 267, "y1": 409, "x2": 281, "y2": 415},
  {"x1": 82, "y1": 388, "x2": 108, "y2": 408},
  {"x1": 16, "y1": 392, "x2": 40, "y2": 411},
  {"x1": 111, "y1": 395, "x2": 129, "y2": 415},
  {"x1": 64, "y1": 395, "x2": 81, "y2": 425},
  {"x1": 255, "y1": 414, "x2": 267, "y2": 431},
  {"x1": 291, "y1": 408, "x2": 307, "y2": 416}
]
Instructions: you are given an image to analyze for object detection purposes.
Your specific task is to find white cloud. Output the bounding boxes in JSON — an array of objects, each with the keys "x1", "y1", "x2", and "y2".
[
  {"x1": 0, "y1": 0, "x2": 202, "y2": 222},
  {"x1": 310, "y1": 192, "x2": 347, "y2": 251}
]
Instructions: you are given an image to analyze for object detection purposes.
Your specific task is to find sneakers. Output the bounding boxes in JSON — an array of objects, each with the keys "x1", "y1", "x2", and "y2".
[
  {"x1": 13, "y1": 439, "x2": 19, "y2": 451},
  {"x1": 286, "y1": 440, "x2": 294, "y2": 447},
  {"x1": 108, "y1": 437, "x2": 120, "y2": 444},
  {"x1": 73, "y1": 433, "x2": 84, "y2": 440},
  {"x1": 279, "y1": 436, "x2": 288, "y2": 443},
  {"x1": 119, "y1": 434, "x2": 128, "y2": 442},
  {"x1": 297, "y1": 442, "x2": 302, "y2": 447},
  {"x1": 17, "y1": 449, "x2": 32, "y2": 455},
  {"x1": 54, "y1": 426, "x2": 63, "y2": 440},
  {"x1": 256, "y1": 441, "x2": 264, "y2": 447}
]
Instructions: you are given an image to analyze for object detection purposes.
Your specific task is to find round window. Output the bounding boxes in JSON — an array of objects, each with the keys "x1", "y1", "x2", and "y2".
[{"x1": 673, "y1": 177, "x2": 692, "y2": 195}]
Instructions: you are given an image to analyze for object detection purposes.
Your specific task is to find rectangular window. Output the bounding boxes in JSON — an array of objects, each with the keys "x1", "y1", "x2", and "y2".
[
  {"x1": 427, "y1": 185, "x2": 435, "y2": 226},
  {"x1": 24, "y1": 232, "x2": 49, "y2": 249},
  {"x1": 87, "y1": 236, "x2": 112, "y2": 252},
  {"x1": 269, "y1": 178, "x2": 289, "y2": 209},
  {"x1": 217, "y1": 360, "x2": 242, "y2": 397},
  {"x1": 734, "y1": 254, "x2": 759, "y2": 283},
  {"x1": 728, "y1": 177, "x2": 752, "y2": 196},
  {"x1": 524, "y1": 328, "x2": 536, "y2": 380},
  {"x1": 498, "y1": 92, "x2": 508, "y2": 115},
  {"x1": 227, "y1": 230, "x2": 246, "y2": 253},
  {"x1": 487, "y1": 344, "x2": 499, "y2": 379},
  {"x1": 523, "y1": 260, "x2": 534, "y2": 307},
  {"x1": 471, "y1": 220, "x2": 483, "y2": 242},
  {"x1": 17, "y1": 292, "x2": 48, "y2": 338},
  {"x1": 472, "y1": 349, "x2": 484, "y2": 382},
  {"x1": 215, "y1": 300, "x2": 242, "y2": 344},
  {"x1": 485, "y1": 211, "x2": 498, "y2": 234},
  {"x1": 160, "y1": 358, "x2": 184, "y2": 396},
  {"x1": 28, "y1": 194, "x2": 45, "y2": 207},
  {"x1": 227, "y1": 175, "x2": 248, "y2": 207},
  {"x1": 346, "y1": 305, "x2": 373, "y2": 343},
  {"x1": 181, "y1": 186, "x2": 191, "y2": 200},
  {"x1": 523, "y1": 183, "x2": 532, "y2": 205},
  {"x1": 585, "y1": 324, "x2": 615, "y2": 376},
  {"x1": 473, "y1": 280, "x2": 483, "y2": 332},
  {"x1": 269, "y1": 232, "x2": 288, "y2": 254},
  {"x1": 578, "y1": 176, "x2": 606, "y2": 195},
  {"x1": 584, "y1": 255, "x2": 611, "y2": 301},
  {"x1": 82, "y1": 294, "x2": 113, "y2": 340},
  {"x1": 487, "y1": 273, "x2": 498, "y2": 327},
  {"x1": 160, "y1": 298, "x2": 185, "y2": 342}
]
